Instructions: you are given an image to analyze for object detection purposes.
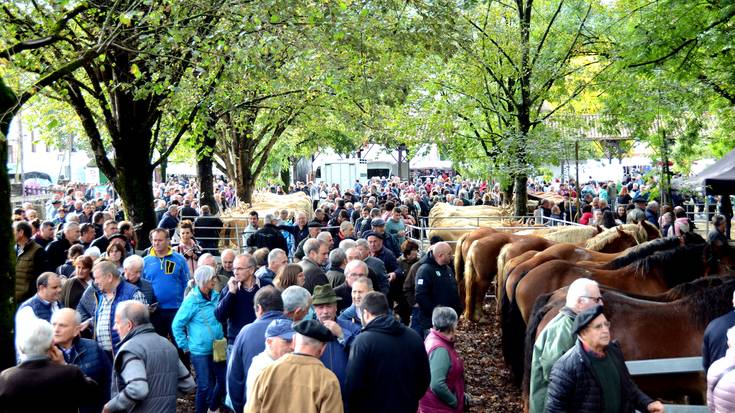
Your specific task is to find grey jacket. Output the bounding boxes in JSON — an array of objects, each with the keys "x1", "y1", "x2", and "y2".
[{"x1": 107, "y1": 323, "x2": 194, "y2": 412}]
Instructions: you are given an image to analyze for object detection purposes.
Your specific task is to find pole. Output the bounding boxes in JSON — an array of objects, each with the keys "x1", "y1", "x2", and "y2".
[{"x1": 575, "y1": 140, "x2": 581, "y2": 222}]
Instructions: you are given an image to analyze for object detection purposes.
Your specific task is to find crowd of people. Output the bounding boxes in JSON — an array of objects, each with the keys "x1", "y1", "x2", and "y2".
[{"x1": 4, "y1": 171, "x2": 735, "y2": 412}]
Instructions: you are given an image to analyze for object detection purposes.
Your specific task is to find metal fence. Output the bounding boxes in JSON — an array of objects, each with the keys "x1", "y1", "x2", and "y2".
[{"x1": 628, "y1": 356, "x2": 707, "y2": 413}]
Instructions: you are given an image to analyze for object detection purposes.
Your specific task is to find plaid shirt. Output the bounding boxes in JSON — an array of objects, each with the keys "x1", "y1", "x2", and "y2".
[{"x1": 96, "y1": 289, "x2": 146, "y2": 351}]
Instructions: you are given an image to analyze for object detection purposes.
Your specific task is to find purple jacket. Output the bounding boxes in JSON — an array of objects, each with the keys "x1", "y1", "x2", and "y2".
[{"x1": 419, "y1": 329, "x2": 464, "y2": 413}]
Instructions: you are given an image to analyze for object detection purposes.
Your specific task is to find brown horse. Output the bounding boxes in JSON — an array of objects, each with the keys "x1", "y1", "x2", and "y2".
[
  {"x1": 523, "y1": 275, "x2": 735, "y2": 405},
  {"x1": 454, "y1": 227, "x2": 496, "y2": 307},
  {"x1": 463, "y1": 233, "x2": 556, "y2": 322},
  {"x1": 515, "y1": 243, "x2": 713, "y2": 323},
  {"x1": 495, "y1": 226, "x2": 644, "y2": 313},
  {"x1": 503, "y1": 237, "x2": 685, "y2": 309},
  {"x1": 501, "y1": 243, "x2": 712, "y2": 383}
]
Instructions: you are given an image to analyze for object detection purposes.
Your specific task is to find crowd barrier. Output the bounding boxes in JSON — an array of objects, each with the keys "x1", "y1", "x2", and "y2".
[{"x1": 628, "y1": 356, "x2": 707, "y2": 413}]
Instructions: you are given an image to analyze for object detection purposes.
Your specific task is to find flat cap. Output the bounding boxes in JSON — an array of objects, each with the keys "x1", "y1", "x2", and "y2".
[
  {"x1": 307, "y1": 220, "x2": 323, "y2": 228},
  {"x1": 370, "y1": 218, "x2": 385, "y2": 227},
  {"x1": 363, "y1": 231, "x2": 384, "y2": 240},
  {"x1": 293, "y1": 319, "x2": 335, "y2": 342},
  {"x1": 573, "y1": 305, "x2": 605, "y2": 335}
]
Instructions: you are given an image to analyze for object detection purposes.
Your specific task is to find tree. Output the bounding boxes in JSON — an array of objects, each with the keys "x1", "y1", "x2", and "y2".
[{"x1": 407, "y1": 0, "x2": 611, "y2": 216}]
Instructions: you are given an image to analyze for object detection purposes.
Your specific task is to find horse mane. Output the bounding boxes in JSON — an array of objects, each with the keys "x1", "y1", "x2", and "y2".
[
  {"x1": 542, "y1": 226, "x2": 601, "y2": 243},
  {"x1": 682, "y1": 231, "x2": 706, "y2": 245},
  {"x1": 585, "y1": 225, "x2": 635, "y2": 251},
  {"x1": 639, "y1": 220, "x2": 662, "y2": 240},
  {"x1": 660, "y1": 275, "x2": 735, "y2": 301},
  {"x1": 602, "y1": 237, "x2": 682, "y2": 270},
  {"x1": 631, "y1": 244, "x2": 709, "y2": 286},
  {"x1": 681, "y1": 274, "x2": 735, "y2": 329}
]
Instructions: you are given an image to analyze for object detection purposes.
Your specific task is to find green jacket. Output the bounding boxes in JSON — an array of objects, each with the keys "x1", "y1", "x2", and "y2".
[{"x1": 529, "y1": 307, "x2": 576, "y2": 413}]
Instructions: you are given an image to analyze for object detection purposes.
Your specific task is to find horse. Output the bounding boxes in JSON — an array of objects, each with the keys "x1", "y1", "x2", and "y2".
[
  {"x1": 495, "y1": 226, "x2": 644, "y2": 314},
  {"x1": 523, "y1": 274, "x2": 735, "y2": 406},
  {"x1": 501, "y1": 243, "x2": 712, "y2": 384},
  {"x1": 454, "y1": 227, "x2": 497, "y2": 308},
  {"x1": 462, "y1": 233, "x2": 557, "y2": 322},
  {"x1": 515, "y1": 243, "x2": 713, "y2": 323}
]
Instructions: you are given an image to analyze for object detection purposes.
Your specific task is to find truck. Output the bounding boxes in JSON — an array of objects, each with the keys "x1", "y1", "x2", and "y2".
[{"x1": 315, "y1": 159, "x2": 368, "y2": 191}]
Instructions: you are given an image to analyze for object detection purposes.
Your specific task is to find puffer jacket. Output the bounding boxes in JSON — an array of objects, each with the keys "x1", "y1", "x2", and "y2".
[
  {"x1": 545, "y1": 340, "x2": 653, "y2": 413},
  {"x1": 708, "y1": 350, "x2": 735, "y2": 413},
  {"x1": 171, "y1": 286, "x2": 224, "y2": 355}
]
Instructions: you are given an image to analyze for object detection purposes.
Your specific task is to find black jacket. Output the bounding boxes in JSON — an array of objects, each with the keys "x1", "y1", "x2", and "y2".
[
  {"x1": 246, "y1": 224, "x2": 288, "y2": 252},
  {"x1": 415, "y1": 251, "x2": 461, "y2": 329},
  {"x1": 702, "y1": 310, "x2": 735, "y2": 371},
  {"x1": 345, "y1": 315, "x2": 430, "y2": 413},
  {"x1": 299, "y1": 258, "x2": 329, "y2": 294},
  {"x1": 45, "y1": 235, "x2": 77, "y2": 269},
  {"x1": 546, "y1": 340, "x2": 654, "y2": 413}
]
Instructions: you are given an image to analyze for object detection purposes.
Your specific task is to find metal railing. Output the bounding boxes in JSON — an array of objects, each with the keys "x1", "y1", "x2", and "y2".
[{"x1": 628, "y1": 356, "x2": 707, "y2": 413}]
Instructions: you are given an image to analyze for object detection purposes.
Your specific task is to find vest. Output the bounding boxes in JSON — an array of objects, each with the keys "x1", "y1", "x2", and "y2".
[
  {"x1": 95, "y1": 281, "x2": 140, "y2": 353},
  {"x1": 113, "y1": 324, "x2": 183, "y2": 413},
  {"x1": 18, "y1": 295, "x2": 57, "y2": 322},
  {"x1": 419, "y1": 329, "x2": 465, "y2": 413},
  {"x1": 15, "y1": 241, "x2": 42, "y2": 301}
]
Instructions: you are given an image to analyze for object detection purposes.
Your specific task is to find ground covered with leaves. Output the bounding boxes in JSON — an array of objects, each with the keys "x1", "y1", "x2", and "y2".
[
  {"x1": 177, "y1": 301, "x2": 523, "y2": 413},
  {"x1": 455, "y1": 302, "x2": 523, "y2": 413}
]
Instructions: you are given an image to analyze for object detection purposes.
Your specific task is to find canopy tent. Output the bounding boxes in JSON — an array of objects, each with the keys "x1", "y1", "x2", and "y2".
[{"x1": 695, "y1": 147, "x2": 735, "y2": 195}]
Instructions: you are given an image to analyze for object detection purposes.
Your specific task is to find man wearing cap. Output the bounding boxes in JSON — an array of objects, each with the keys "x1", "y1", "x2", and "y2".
[
  {"x1": 545, "y1": 305, "x2": 664, "y2": 413},
  {"x1": 245, "y1": 319, "x2": 295, "y2": 402},
  {"x1": 366, "y1": 230, "x2": 404, "y2": 321},
  {"x1": 529, "y1": 278, "x2": 602, "y2": 413},
  {"x1": 293, "y1": 221, "x2": 323, "y2": 261},
  {"x1": 312, "y1": 284, "x2": 361, "y2": 393},
  {"x1": 246, "y1": 319, "x2": 343, "y2": 413},
  {"x1": 370, "y1": 218, "x2": 400, "y2": 257}
]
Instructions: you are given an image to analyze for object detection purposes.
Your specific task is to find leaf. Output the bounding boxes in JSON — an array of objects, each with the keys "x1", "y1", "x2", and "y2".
[
  {"x1": 130, "y1": 63, "x2": 142, "y2": 79},
  {"x1": 270, "y1": 14, "x2": 281, "y2": 24}
]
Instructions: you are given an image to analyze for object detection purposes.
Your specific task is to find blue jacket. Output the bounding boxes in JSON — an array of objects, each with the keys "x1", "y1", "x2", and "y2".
[
  {"x1": 61, "y1": 337, "x2": 111, "y2": 413},
  {"x1": 94, "y1": 280, "x2": 141, "y2": 353},
  {"x1": 373, "y1": 247, "x2": 403, "y2": 279},
  {"x1": 172, "y1": 286, "x2": 224, "y2": 355},
  {"x1": 143, "y1": 248, "x2": 189, "y2": 309},
  {"x1": 227, "y1": 311, "x2": 286, "y2": 413},
  {"x1": 703, "y1": 310, "x2": 735, "y2": 371},
  {"x1": 338, "y1": 304, "x2": 361, "y2": 326},
  {"x1": 319, "y1": 318, "x2": 361, "y2": 393},
  {"x1": 214, "y1": 280, "x2": 268, "y2": 343},
  {"x1": 157, "y1": 213, "x2": 179, "y2": 238}
]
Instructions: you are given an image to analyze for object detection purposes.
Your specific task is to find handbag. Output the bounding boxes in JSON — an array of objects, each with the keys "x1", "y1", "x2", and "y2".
[{"x1": 200, "y1": 308, "x2": 228, "y2": 363}]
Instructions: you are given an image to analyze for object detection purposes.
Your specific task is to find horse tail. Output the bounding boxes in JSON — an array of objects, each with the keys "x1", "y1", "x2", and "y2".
[
  {"x1": 521, "y1": 290, "x2": 556, "y2": 407},
  {"x1": 463, "y1": 240, "x2": 479, "y2": 321},
  {"x1": 455, "y1": 233, "x2": 467, "y2": 290},
  {"x1": 501, "y1": 265, "x2": 530, "y2": 387},
  {"x1": 496, "y1": 243, "x2": 514, "y2": 309}
]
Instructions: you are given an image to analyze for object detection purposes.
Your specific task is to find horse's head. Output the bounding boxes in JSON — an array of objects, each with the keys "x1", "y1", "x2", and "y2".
[{"x1": 637, "y1": 220, "x2": 660, "y2": 242}]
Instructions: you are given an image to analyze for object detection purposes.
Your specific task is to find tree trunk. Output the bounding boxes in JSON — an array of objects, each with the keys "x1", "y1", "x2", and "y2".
[
  {"x1": 197, "y1": 152, "x2": 217, "y2": 214},
  {"x1": 513, "y1": 173, "x2": 528, "y2": 217},
  {"x1": 114, "y1": 140, "x2": 157, "y2": 248},
  {"x1": 238, "y1": 180, "x2": 256, "y2": 205},
  {"x1": 159, "y1": 157, "x2": 167, "y2": 183},
  {"x1": 280, "y1": 165, "x2": 290, "y2": 193},
  {"x1": 0, "y1": 78, "x2": 18, "y2": 369}
]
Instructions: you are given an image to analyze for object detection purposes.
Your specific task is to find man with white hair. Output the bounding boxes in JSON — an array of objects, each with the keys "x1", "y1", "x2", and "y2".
[
  {"x1": 106, "y1": 301, "x2": 195, "y2": 412},
  {"x1": 247, "y1": 213, "x2": 289, "y2": 252},
  {"x1": 334, "y1": 260, "x2": 368, "y2": 312},
  {"x1": 529, "y1": 278, "x2": 603, "y2": 413},
  {"x1": 327, "y1": 248, "x2": 348, "y2": 288},
  {"x1": 278, "y1": 211, "x2": 310, "y2": 250},
  {"x1": 157, "y1": 205, "x2": 179, "y2": 238},
  {"x1": 703, "y1": 289, "x2": 735, "y2": 372},
  {"x1": 218, "y1": 248, "x2": 236, "y2": 280},
  {"x1": 123, "y1": 255, "x2": 157, "y2": 307},
  {"x1": 354, "y1": 239, "x2": 390, "y2": 295},
  {"x1": 52, "y1": 308, "x2": 111, "y2": 413},
  {"x1": 245, "y1": 319, "x2": 295, "y2": 402},
  {"x1": 0, "y1": 318, "x2": 97, "y2": 412},
  {"x1": 256, "y1": 248, "x2": 288, "y2": 285},
  {"x1": 338, "y1": 276, "x2": 373, "y2": 326},
  {"x1": 246, "y1": 319, "x2": 343, "y2": 412},
  {"x1": 645, "y1": 200, "x2": 660, "y2": 229},
  {"x1": 282, "y1": 285, "x2": 312, "y2": 322},
  {"x1": 45, "y1": 221, "x2": 81, "y2": 269}
]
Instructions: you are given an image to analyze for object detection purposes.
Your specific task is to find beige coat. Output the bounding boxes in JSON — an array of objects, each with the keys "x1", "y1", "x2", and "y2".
[{"x1": 246, "y1": 353, "x2": 343, "y2": 413}]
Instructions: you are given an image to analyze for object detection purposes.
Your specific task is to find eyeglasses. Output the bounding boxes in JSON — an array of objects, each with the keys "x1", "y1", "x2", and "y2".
[
  {"x1": 234, "y1": 266, "x2": 254, "y2": 271},
  {"x1": 582, "y1": 296, "x2": 604, "y2": 304}
]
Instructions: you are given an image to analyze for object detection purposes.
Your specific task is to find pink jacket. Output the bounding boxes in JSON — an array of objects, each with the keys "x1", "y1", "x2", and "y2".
[{"x1": 708, "y1": 351, "x2": 735, "y2": 413}]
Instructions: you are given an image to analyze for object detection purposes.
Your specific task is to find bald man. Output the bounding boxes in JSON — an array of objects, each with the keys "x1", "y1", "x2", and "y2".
[
  {"x1": 414, "y1": 242, "x2": 461, "y2": 337},
  {"x1": 52, "y1": 309, "x2": 110, "y2": 413}
]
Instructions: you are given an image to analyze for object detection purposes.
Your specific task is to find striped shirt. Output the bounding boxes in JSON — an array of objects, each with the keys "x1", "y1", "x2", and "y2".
[{"x1": 96, "y1": 289, "x2": 146, "y2": 351}]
